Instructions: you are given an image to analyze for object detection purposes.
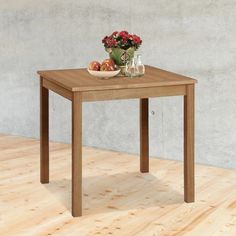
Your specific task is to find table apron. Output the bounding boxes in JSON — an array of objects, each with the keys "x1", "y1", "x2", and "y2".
[
  {"x1": 42, "y1": 79, "x2": 187, "y2": 102},
  {"x1": 43, "y1": 79, "x2": 73, "y2": 100},
  {"x1": 82, "y1": 85, "x2": 187, "y2": 102}
]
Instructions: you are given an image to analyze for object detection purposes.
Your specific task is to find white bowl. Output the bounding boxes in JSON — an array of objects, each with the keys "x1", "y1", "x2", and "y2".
[{"x1": 87, "y1": 69, "x2": 120, "y2": 78}]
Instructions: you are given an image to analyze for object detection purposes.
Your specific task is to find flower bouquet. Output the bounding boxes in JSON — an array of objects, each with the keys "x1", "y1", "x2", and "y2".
[{"x1": 102, "y1": 31, "x2": 142, "y2": 66}]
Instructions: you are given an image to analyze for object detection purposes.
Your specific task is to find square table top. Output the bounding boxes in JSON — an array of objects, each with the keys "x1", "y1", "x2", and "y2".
[{"x1": 38, "y1": 65, "x2": 197, "y2": 92}]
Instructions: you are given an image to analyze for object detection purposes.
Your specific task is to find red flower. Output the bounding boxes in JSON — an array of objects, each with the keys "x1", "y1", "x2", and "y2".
[
  {"x1": 119, "y1": 30, "x2": 128, "y2": 36},
  {"x1": 104, "y1": 36, "x2": 117, "y2": 47},
  {"x1": 132, "y1": 34, "x2": 142, "y2": 44},
  {"x1": 102, "y1": 36, "x2": 108, "y2": 44},
  {"x1": 119, "y1": 31, "x2": 129, "y2": 43},
  {"x1": 102, "y1": 30, "x2": 142, "y2": 49},
  {"x1": 112, "y1": 31, "x2": 118, "y2": 36}
]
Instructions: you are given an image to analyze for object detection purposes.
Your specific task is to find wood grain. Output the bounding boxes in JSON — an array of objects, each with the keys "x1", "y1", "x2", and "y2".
[
  {"x1": 38, "y1": 65, "x2": 197, "y2": 217},
  {"x1": 82, "y1": 85, "x2": 186, "y2": 102},
  {"x1": 0, "y1": 135, "x2": 236, "y2": 236},
  {"x1": 40, "y1": 77, "x2": 49, "y2": 183},
  {"x1": 43, "y1": 79, "x2": 72, "y2": 101},
  {"x1": 140, "y1": 98, "x2": 149, "y2": 173},
  {"x1": 38, "y1": 65, "x2": 197, "y2": 92},
  {"x1": 184, "y1": 84, "x2": 195, "y2": 202},
  {"x1": 72, "y1": 92, "x2": 82, "y2": 217}
]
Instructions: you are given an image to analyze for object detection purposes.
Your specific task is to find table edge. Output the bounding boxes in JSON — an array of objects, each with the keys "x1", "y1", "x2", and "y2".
[{"x1": 37, "y1": 68, "x2": 197, "y2": 92}]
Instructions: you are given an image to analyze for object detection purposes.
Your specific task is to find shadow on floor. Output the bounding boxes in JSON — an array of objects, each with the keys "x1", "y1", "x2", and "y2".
[{"x1": 43, "y1": 171, "x2": 183, "y2": 215}]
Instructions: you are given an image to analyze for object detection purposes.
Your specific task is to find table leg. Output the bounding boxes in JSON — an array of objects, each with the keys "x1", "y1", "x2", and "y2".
[
  {"x1": 40, "y1": 77, "x2": 49, "y2": 184},
  {"x1": 140, "y1": 98, "x2": 149, "y2": 173},
  {"x1": 72, "y1": 92, "x2": 82, "y2": 217},
  {"x1": 184, "y1": 84, "x2": 195, "y2": 202}
]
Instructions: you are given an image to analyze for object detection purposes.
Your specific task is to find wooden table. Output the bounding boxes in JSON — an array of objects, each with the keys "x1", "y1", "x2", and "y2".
[{"x1": 38, "y1": 65, "x2": 197, "y2": 217}]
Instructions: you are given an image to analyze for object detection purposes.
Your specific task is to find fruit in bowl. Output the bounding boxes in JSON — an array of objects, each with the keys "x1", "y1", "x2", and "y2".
[
  {"x1": 100, "y1": 63, "x2": 114, "y2": 71},
  {"x1": 102, "y1": 59, "x2": 115, "y2": 67},
  {"x1": 87, "y1": 59, "x2": 120, "y2": 78},
  {"x1": 88, "y1": 61, "x2": 101, "y2": 71},
  {"x1": 100, "y1": 59, "x2": 119, "y2": 71}
]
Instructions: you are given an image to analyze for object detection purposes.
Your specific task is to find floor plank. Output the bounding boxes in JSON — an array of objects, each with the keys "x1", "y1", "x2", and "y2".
[{"x1": 0, "y1": 135, "x2": 236, "y2": 236}]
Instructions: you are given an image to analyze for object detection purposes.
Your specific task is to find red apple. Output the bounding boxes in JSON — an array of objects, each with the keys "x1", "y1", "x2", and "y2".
[
  {"x1": 101, "y1": 59, "x2": 115, "y2": 67},
  {"x1": 88, "y1": 61, "x2": 101, "y2": 71},
  {"x1": 100, "y1": 63, "x2": 115, "y2": 71}
]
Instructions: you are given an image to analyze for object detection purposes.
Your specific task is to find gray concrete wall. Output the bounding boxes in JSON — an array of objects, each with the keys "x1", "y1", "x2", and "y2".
[{"x1": 1, "y1": 0, "x2": 236, "y2": 169}]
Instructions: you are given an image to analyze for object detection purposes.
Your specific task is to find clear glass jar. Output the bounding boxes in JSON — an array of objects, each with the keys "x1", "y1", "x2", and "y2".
[
  {"x1": 125, "y1": 57, "x2": 136, "y2": 77},
  {"x1": 135, "y1": 54, "x2": 145, "y2": 76}
]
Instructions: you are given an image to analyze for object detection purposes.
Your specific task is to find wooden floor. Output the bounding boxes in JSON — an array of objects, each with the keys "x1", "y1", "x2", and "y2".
[{"x1": 0, "y1": 135, "x2": 236, "y2": 236}]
